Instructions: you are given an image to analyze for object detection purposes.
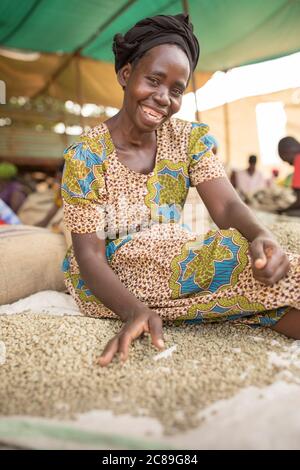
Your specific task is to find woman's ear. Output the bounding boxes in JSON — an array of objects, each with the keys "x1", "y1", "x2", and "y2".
[{"x1": 117, "y1": 63, "x2": 132, "y2": 88}]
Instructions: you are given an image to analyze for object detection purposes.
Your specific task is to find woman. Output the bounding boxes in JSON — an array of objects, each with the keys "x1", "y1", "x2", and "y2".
[{"x1": 62, "y1": 14, "x2": 300, "y2": 366}]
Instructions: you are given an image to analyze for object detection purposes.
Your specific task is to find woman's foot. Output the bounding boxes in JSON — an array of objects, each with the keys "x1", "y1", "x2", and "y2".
[{"x1": 271, "y1": 308, "x2": 300, "y2": 339}]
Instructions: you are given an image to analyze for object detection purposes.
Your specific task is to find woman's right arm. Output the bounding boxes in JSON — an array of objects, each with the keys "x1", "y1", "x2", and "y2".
[
  {"x1": 62, "y1": 141, "x2": 164, "y2": 365},
  {"x1": 72, "y1": 232, "x2": 164, "y2": 365},
  {"x1": 72, "y1": 232, "x2": 146, "y2": 321}
]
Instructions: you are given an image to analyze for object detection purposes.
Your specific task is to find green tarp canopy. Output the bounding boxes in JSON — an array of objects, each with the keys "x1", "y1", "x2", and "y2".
[{"x1": 0, "y1": 0, "x2": 300, "y2": 106}]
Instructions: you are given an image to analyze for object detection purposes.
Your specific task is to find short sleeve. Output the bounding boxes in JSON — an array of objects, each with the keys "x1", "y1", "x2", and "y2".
[
  {"x1": 188, "y1": 123, "x2": 226, "y2": 187},
  {"x1": 61, "y1": 138, "x2": 107, "y2": 234}
]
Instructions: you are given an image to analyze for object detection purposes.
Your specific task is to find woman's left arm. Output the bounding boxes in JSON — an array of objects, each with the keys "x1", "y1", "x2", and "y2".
[{"x1": 196, "y1": 177, "x2": 290, "y2": 285}]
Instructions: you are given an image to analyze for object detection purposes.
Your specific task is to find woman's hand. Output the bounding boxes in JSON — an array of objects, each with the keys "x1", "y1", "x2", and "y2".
[
  {"x1": 97, "y1": 308, "x2": 164, "y2": 367},
  {"x1": 249, "y1": 235, "x2": 290, "y2": 285}
]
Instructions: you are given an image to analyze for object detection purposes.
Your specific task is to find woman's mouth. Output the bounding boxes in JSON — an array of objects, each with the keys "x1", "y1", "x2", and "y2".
[{"x1": 140, "y1": 105, "x2": 166, "y2": 123}]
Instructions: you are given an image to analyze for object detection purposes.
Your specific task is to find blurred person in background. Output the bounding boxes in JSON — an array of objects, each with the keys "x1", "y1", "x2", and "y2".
[
  {"x1": 230, "y1": 155, "x2": 266, "y2": 203},
  {"x1": 0, "y1": 162, "x2": 29, "y2": 213},
  {"x1": 277, "y1": 136, "x2": 300, "y2": 215}
]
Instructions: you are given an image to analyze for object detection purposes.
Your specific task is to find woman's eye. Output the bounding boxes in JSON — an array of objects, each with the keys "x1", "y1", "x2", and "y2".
[
  {"x1": 148, "y1": 77, "x2": 159, "y2": 85},
  {"x1": 172, "y1": 89, "x2": 183, "y2": 97}
]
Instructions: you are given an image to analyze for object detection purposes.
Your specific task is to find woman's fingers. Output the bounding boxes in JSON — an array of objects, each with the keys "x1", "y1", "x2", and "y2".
[
  {"x1": 118, "y1": 331, "x2": 135, "y2": 362},
  {"x1": 254, "y1": 257, "x2": 267, "y2": 269},
  {"x1": 254, "y1": 256, "x2": 290, "y2": 285},
  {"x1": 264, "y1": 256, "x2": 289, "y2": 281},
  {"x1": 97, "y1": 312, "x2": 164, "y2": 367},
  {"x1": 251, "y1": 240, "x2": 290, "y2": 284},
  {"x1": 116, "y1": 315, "x2": 165, "y2": 363},
  {"x1": 97, "y1": 336, "x2": 119, "y2": 367},
  {"x1": 117, "y1": 319, "x2": 147, "y2": 362},
  {"x1": 250, "y1": 241, "x2": 267, "y2": 270},
  {"x1": 149, "y1": 315, "x2": 164, "y2": 349}
]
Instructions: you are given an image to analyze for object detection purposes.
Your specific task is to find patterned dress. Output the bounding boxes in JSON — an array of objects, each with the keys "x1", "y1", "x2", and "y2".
[{"x1": 62, "y1": 119, "x2": 300, "y2": 326}]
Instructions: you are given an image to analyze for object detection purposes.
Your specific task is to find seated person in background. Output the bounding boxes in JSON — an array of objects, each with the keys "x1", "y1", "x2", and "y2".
[
  {"x1": 278, "y1": 136, "x2": 300, "y2": 215},
  {"x1": 0, "y1": 162, "x2": 29, "y2": 213},
  {"x1": 268, "y1": 168, "x2": 279, "y2": 186},
  {"x1": 230, "y1": 155, "x2": 266, "y2": 203}
]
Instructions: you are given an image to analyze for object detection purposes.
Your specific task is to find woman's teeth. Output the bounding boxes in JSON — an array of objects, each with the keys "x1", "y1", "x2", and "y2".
[{"x1": 141, "y1": 106, "x2": 164, "y2": 121}]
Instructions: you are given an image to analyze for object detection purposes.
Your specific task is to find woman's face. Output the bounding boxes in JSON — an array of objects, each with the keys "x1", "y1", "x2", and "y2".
[{"x1": 120, "y1": 44, "x2": 190, "y2": 132}]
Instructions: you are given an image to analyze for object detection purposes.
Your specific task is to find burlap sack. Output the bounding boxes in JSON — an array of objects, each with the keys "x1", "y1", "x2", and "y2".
[
  {"x1": 0, "y1": 225, "x2": 67, "y2": 305},
  {"x1": 18, "y1": 189, "x2": 54, "y2": 225},
  {"x1": 18, "y1": 190, "x2": 72, "y2": 247}
]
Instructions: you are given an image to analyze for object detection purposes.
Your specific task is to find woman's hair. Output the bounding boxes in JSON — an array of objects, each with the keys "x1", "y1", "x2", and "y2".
[{"x1": 112, "y1": 14, "x2": 199, "y2": 73}]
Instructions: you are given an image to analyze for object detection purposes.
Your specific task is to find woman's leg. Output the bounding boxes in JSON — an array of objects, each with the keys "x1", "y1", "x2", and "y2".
[{"x1": 271, "y1": 308, "x2": 300, "y2": 339}]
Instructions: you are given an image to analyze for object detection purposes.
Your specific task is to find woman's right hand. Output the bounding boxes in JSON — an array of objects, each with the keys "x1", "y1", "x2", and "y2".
[{"x1": 97, "y1": 308, "x2": 164, "y2": 367}]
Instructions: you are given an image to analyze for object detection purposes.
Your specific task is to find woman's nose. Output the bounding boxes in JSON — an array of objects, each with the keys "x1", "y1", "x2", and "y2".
[{"x1": 153, "y1": 89, "x2": 171, "y2": 107}]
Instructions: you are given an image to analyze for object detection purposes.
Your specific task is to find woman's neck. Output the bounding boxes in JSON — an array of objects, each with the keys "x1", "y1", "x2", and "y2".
[{"x1": 106, "y1": 110, "x2": 155, "y2": 149}]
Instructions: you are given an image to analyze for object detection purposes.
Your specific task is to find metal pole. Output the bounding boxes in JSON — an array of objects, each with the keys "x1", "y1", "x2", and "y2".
[
  {"x1": 75, "y1": 53, "x2": 84, "y2": 129},
  {"x1": 222, "y1": 69, "x2": 231, "y2": 168},
  {"x1": 223, "y1": 100, "x2": 231, "y2": 169}
]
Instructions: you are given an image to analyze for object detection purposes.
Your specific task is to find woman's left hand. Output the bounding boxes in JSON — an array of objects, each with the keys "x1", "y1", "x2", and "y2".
[{"x1": 249, "y1": 235, "x2": 290, "y2": 285}]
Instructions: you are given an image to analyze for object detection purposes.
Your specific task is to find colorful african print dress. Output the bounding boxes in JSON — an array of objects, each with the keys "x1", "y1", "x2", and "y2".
[{"x1": 62, "y1": 119, "x2": 300, "y2": 327}]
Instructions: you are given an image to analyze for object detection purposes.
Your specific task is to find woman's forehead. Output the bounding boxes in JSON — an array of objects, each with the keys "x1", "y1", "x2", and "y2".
[{"x1": 138, "y1": 44, "x2": 190, "y2": 77}]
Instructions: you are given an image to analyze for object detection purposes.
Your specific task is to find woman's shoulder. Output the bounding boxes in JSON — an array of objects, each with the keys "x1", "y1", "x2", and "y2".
[
  {"x1": 167, "y1": 118, "x2": 210, "y2": 138},
  {"x1": 63, "y1": 122, "x2": 113, "y2": 168},
  {"x1": 84, "y1": 122, "x2": 110, "y2": 141},
  {"x1": 61, "y1": 123, "x2": 110, "y2": 203}
]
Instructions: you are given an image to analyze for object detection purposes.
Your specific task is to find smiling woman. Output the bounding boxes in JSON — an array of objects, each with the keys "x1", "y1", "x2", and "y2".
[{"x1": 60, "y1": 13, "x2": 300, "y2": 367}]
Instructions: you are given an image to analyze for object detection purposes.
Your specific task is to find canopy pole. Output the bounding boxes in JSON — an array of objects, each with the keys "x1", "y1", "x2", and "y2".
[
  {"x1": 222, "y1": 69, "x2": 231, "y2": 169},
  {"x1": 75, "y1": 53, "x2": 84, "y2": 128},
  {"x1": 181, "y1": 0, "x2": 200, "y2": 122},
  {"x1": 223, "y1": 100, "x2": 231, "y2": 169}
]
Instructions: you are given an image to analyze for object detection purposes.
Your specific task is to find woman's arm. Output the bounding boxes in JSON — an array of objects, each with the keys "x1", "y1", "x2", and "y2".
[
  {"x1": 60, "y1": 140, "x2": 162, "y2": 365},
  {"x1": 72, "y1": 232, "x2": 164, "y2": 364},
  {"x1": 196, "y1": 177, "x2": 271, "y2": 240},
  {"x1": 72, "y1": 232, "x2": 146, "y2": 321}
]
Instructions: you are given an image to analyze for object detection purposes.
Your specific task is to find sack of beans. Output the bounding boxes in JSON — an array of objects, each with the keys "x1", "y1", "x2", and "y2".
[
  {"x1": 0, "y1": 225, "x2": 66, "y2": 305},
  {"x1": 18, "y1": 189, "x2": 55, "y2": 225}
]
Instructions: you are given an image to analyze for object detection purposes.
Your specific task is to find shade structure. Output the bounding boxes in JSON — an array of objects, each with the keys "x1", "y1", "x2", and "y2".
[{"x1": 0, "y1": 0, "x2": 300, "y2": 106}]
